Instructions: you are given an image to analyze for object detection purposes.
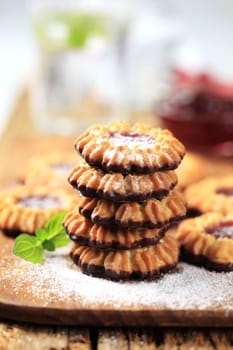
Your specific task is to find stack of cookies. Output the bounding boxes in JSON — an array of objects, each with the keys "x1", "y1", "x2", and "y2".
[{"x1": 63, "y1": 122, "x2": 187, "y2": 281}]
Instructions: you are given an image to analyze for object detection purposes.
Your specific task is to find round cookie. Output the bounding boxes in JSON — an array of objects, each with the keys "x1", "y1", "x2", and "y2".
[
  {"x1": 75, "y1": 121, "x2": 185, "y2": 175},
  {"x1": 18, "y1": 152, "x2": 80, "y2": 187},
  {"x1": 184, "y1": 175, "x2": 233, "y2": 215},
  {"x1": 176, "y1": 152, "x2": 206, "y2": 191},
  {"x1": 78, "y1": 189, "x2": 187, "y2": 229},
  {"x1": 68, "y1": 163, "x2": 178, "y2": 202},
  {"x1": 64, "y1": 210, "x2": 169, "y2": 249},
  {"x1": 177, "y1": 213, "x2": 233, "y2": 272},
  {"x1": 70, "y1": 232, "x2": 179, "y2": 281},
  {"x1": 0, "y1": 185, "x2": 78, "y2": 237}
]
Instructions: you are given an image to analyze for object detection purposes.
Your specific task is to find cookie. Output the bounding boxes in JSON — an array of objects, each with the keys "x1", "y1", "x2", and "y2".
[
  {"x1": 0, "y1": 185, "x2": 78, "y2": 237},
  {"x1": 184, "y1": 175, "x2": 233, "y2": 216},
  {"x1": 70, "y1": 232, "x2": 179, "y2": 280},
  {"x1": 64, "y1": 210, "x2": 169, "y2": 249},
  {"x1": 18, "y1": 152, "x2": 80, "y2": 187},
  {"x1": 176, "y1": 152, "x2": 206, "y2": 191},
  {"x1": 75, "y1": 121, "x2": 185, "y2": 175},
  {"x1": 78, "y1": 189, "x2": 186, "y2": 229},
  {"x1": 177, "y1": 213, "x2": 233, "y2": 272},
  {"x1": 68, "y1": 163, "x2": 178, "y2": 202}
]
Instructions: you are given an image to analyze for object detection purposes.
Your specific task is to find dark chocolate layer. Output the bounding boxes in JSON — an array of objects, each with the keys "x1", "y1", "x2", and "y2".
[
  {"x1": 186, "y1": 208, "x2": 202, "y2": 218},
  {"x1": 2, "y1": 229, "x2": 30, "y2": 238},
  {"x1": 70, "y1": 251, "x2": 177, "y2": 281},
  {"x1": 180, "y1": 247, "x2": 233, "y2": 272},
  {"x1": 79, "y1": 207, "x2": 187, "y2": 230},
  {"x1": 66, "y1": 225, "x2": 168, "y2": 250},
  {"x1": 70, "y1": 182, "x2": 176, "y2": 203}
]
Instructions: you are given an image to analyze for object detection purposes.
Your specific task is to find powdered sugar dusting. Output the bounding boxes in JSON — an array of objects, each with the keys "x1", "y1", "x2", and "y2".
[
  {"x1": 108, "y1": 132, "x2": 155, "y2": 150},
  {"x1": 1, "y1": 244, "x2": 232, "y2": 311}
]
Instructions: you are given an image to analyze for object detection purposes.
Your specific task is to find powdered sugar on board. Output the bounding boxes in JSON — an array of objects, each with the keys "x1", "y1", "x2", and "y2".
[{"x1": 0, "y1": 237, "x2": 232, "y2": 313}]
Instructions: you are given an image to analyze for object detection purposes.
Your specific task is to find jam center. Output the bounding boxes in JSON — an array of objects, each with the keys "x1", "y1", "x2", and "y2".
[
  {"x1": 108, "y1": 132, "x2": 155, "y2": 149},
  {"x1": 216, "y1": 187, "x2": 233, "y2": 196},
  {"x1": 205, "y1": 221, "x2": 233, "y2": 239},
  {"x1": 20, "y1": 195, "x2": 62, "y2": 209}
]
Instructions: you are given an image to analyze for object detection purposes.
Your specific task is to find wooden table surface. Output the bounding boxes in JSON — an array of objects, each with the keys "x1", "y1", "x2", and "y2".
[{"x1": 0, "y1": 89, "x2": 232, "y2": 349}]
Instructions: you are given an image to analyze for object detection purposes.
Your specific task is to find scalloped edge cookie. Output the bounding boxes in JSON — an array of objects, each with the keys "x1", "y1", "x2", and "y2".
[
  {"x1": 177, "y1": 212, "x2": 233, "y2": 271},
  {"x1": 0, "y1": 185, "x2": 78, "y2": 236},
  {"x1": 75, "y1": 121, "x2": 185, "y2": 174},
  {"x1": 63, "y1": 209, "x2": 169, "y2": 249},
  {"x1": 185, "y1": 175, "x2": 233, "y2": 215},
  {"x1": 70, "y1": 232, "x2": 179, "y2": 281},
  {"x1": 68, "y1": 163, "x2": 178, "y2": 202},
  {"x1": 18, "y1": 152, "x2": 81, "y2": 187},
  {"x1": 78, "y1": 189, "x2": 187, "y2": 229},
  {"x1": 176, "y1": 152, "x2": 206, "y2": 191}
]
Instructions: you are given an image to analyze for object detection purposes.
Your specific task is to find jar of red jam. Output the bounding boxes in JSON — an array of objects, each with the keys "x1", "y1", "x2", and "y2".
[{"x1": 157, "y1": 71, "x2": 233, "y2": 157}]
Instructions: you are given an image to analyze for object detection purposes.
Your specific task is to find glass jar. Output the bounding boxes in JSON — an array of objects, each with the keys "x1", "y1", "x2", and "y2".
[
  {"x1": 30, "y1": 0, "x2": 131, "y2": 135},
  {"x1": 157, "y1": 71, "x2": 233, "y2": 157}
]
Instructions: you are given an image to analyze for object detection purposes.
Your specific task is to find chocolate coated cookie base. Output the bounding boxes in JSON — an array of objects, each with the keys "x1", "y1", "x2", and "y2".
[
  {"x1": 2, "y1": 229, "x2": 25, "y2": 238},
  {"x1": 81, "y1": 154, "x2": 183, "y2": 175},
  {"x1": 67, "y1": 226, "x2": 167, "y2": 250},
  {"x1": 79, "y1": 208, "x2": 187, "y2": 230},
  {"x1": 181, "y1": 247, "x2": 233, "y2": 272},
  {"x1": 70, "y1": 251, "x2": 177, "y2": 281},
  {"x1": 75, "y1": 184, "x2": 176, "y2": 203}
]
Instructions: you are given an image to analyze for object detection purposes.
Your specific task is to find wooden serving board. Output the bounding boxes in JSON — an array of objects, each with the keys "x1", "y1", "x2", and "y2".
[
  {"x1": 0, "y1": 232, "x2": 233, "y2": 327},
  {"x1": 0, "y1": 89, "x2": 233, "y2": 327}
]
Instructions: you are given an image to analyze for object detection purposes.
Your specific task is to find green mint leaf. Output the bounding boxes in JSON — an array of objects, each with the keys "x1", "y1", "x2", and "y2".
[
  {"x1": 42, "y1": 240, "x2": 55, "y2": 252},
  {"x1": 45, "y1": 210, "x2": 70, "y2": 248},
  {"x1": 13, "y1": 234, "x2": 43, "y2": 263},
  {"x1": 35, "y1": 228, "x2": 48, "y2": 242},
  {"x1": 13, "y1": 211, "x2": 70, "y2": 264},
  {"x1": 51, "y1": 232, "x2": 70, "y2": 248}
]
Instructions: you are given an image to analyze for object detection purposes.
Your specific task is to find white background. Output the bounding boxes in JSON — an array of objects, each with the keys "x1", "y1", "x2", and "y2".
[{"x1": 0, "y1": 0, "x2": 233, "y2": 136}]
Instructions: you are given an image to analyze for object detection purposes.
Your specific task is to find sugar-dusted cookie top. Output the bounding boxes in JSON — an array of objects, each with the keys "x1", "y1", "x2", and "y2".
[
  {"x1": 185, "y1": 175, "x2": 233, "y2": 215},
  {"x1": 177, "y1": 212, "x2": 233, "y2": 272},
  {"x1": 75, "y1": 121, "x2": 185, "y2": 175},
  {"x1": 0, "y1": 185, "x2": 78, "y2": 236},
  {"x1": 18, "y1": 152, "x2": 81, "y2": 187}
]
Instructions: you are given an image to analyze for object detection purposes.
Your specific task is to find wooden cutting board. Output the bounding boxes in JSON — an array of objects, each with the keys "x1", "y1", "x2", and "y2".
[
  {"x1": 0, "y1": 232, "x2": 232, "y2": 327},
  {"x1": 0, "y1": 89, "x2": 232, "y2": 327}
]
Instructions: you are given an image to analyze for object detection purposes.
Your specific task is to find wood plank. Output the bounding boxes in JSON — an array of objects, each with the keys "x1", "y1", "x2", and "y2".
[
  {"x1": 0, "y1": 322, "x2": 68, "y2": 350},
  {"x1": 208, "y1": 329, "x2": 233, "y2": 349},
  {"x1": 128, "y1": 329, "x2": 157, "y2": 349},
  {"x1": 98, "y1": 329, "x2": 128, "y2": 350},
  {"x1": 68, "y1": 329, "x2": 91, "y2": 350},
  {"x1": 96, "y1": 328, "x2": 233, "y2": 349},
  {"x1": 0, "y1": 324, "x2": 232, "y2": 350},
  {"x1": 0, "y1": 321, "x2": 92, "y2": 350}
]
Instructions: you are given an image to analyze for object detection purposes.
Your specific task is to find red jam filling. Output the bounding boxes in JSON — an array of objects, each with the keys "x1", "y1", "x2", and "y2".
[
  {"x1": 216, "y1": 187, "x2": 233, "y2": 196},
  {"x1": 20, "y1": 196, "x2": 62, "y2": 209},
  {"x1": 205, "y1": 220, "x2": 233, "y2": 239},
  {"x1": 108, "y1": 131, "x2": 155, "y2": 148},
  {"x1": 158, "y1": 91, "x2": 233, "y2": 155}
]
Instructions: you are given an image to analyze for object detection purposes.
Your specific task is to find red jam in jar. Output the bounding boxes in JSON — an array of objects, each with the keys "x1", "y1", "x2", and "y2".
[{"x1": 158, "y1": 73, "x2": 233, "y2": 156}]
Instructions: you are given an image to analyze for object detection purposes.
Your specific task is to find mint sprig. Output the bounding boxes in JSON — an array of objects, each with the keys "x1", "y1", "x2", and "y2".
[{"x1": 13, "y1": 211, "x2": 70, "y2": 264}]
